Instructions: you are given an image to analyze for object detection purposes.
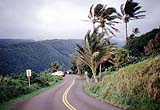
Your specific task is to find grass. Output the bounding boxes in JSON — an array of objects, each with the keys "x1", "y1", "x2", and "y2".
[
  {"x1": 83, "y1": 80, "x2": 98, "y2": 97},
  {"x1": 84, "y1": 55, "x2": 160, "y2": 110},
  {"x1": 0, "y1": 80, "x2": 63, "y2": 110}
]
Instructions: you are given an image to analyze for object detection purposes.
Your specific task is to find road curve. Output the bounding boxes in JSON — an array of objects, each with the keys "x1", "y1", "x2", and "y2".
[{"x1": 10, "y1": 74, "x2": 122, "y2": 110}]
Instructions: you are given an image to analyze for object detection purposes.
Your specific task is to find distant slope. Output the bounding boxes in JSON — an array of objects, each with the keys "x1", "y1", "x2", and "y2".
[{"x1": 0, "y1": 39, "x2": 82, "y2": 75}]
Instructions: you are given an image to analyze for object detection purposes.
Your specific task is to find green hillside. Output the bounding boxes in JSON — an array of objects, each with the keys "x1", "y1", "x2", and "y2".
[
  {"x1": 88, "y1": 55, "x2": 160, "y2": 110},
  {"x1": 0, "y1": 39, "x2": 82, "y2": 75},
  {"x1": 124, "y1": 28, "x2": 160, "y2": 56}
]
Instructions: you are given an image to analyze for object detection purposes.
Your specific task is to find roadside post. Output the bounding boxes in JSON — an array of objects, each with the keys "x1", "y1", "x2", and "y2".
[
  {"x1": 99, "y1": 63, "x2": 102, "y2": 79},
  {"x1": 85, "y1": 71, "x2": 90, "y2": 85},
  {"x1": 26, "y1": 69, "x2": 32, "y2": 87}
]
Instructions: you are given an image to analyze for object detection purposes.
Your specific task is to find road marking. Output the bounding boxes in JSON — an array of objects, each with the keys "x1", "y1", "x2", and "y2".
[{"x1": 62, "y1": 79, "x2": 77, "y2": 110}]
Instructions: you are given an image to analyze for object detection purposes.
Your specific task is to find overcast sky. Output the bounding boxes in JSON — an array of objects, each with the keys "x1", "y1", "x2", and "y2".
[{"x1": 0, "y1": 0, "x2": 159, "y2": 45}]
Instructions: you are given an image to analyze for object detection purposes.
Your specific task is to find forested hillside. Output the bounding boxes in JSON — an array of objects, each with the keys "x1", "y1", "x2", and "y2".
[
  {"x1": 0, "y1": 39, "x2": 82, "y2": 75},
  {"x1": 125, "y1": 28, "x2": 160, "y2": 56}
]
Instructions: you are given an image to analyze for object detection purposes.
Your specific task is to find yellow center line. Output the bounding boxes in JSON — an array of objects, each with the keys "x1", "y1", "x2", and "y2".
[{"x1": 62, "y1": 79, "x2": 77, "y2": 110}]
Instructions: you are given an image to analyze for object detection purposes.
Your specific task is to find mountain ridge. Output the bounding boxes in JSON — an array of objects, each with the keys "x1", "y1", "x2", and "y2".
[{"x1": 0, "y1": 39, "x2": 82, "y2": 75}]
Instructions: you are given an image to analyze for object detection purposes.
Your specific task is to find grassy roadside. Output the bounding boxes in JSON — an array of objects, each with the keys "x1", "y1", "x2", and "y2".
[
  {"x1": 0, "y1": 80, "x2": 63, "y2": 110},
  {"x1": 83, "y1": 80, "x2": 98, "y2": 97},
  {"x1": 83, "y1": 55, "x2": 160, "y2": 110}
]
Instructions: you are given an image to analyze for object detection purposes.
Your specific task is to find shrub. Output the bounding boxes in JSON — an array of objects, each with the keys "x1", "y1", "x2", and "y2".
[{"x1": 0, "y1": 72, "x2": 62, "y2": 103}]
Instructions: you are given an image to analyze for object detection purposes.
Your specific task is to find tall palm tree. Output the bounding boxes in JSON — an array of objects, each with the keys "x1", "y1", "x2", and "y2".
[
  {"x1": 120, "y1": 0, "x2": 146, "y2": 41},
  {"x1": 88, "y1": 4, "x2": 120, "y2": 36},
  {"x1": 76, "y1": 28, "x2": 117, "y2": 83}
]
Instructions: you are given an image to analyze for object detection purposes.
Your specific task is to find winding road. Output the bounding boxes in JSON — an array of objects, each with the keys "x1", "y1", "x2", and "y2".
[{"x1": 10, "y1": 75, "x2": 122, "y2": 110}]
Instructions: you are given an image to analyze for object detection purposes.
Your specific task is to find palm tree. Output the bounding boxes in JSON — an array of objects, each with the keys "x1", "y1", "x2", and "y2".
[
  {"x1": 120, "y1": 0, "x2": 146, "y2": 41},
  {"x1": 113, "y1": 48, "x2": 128, "y2": 68},
  {"x1": 76, "y1": 28, "x2": 117, "y2": 83},
  {"x1": 132, "y1": 27, "x2": 140, "y2": 34},
  {"x1": 71, "y1": 52, "x2": 84, "y2": 74},
  {"x1": 88, "y1": 3, "x2": 120, "y2": 36},
  {"x1": 50, "y1": 61, "x2": 61, "y2": 73}
]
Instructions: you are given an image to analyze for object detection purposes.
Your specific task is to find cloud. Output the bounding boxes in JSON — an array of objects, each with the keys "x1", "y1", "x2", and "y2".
[{"x1": 0, "y1": 0, "x2": 159, "y2": 42}]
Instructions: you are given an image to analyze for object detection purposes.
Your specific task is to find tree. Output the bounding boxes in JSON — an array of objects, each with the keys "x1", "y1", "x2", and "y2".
[
  {"x1": 120, "y1": 0, "x2": 146, "y2": 41},
  {"x1": 88, "y1": 3, "x2": 120, "y2": 36},
  {"x1": 113, "y1": 48, "x2": 128, "y2": 68},
  {"x1": 71, "y1": 52, "x2": 84, "y2": 74},
  {"x1": 76, "y1": 28, "x2": 117, "y2": 83},
  {"x1": 49, "y1": 61, "x2": 61, "y2": 73},
  {"x1": 132, "y1": 27, "x2": 140, "y2": 35}
]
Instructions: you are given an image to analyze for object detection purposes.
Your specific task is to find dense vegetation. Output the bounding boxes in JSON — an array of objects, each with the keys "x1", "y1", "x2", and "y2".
[
  {"x1": 0, "y1": 39, "x2": 81, "y2": 75},
  {"x1": 87, "y1": 55, "x2": 160, "y2": 110},
  {"x1": 125, "y1": 28, "x2": 160, "y2": 56},
  {"x1": 0, "y1": 72, "x2": 62, "y2": 103},
  {"x1": 116, "y1": 28, "x2": 160, "y2": 69}
]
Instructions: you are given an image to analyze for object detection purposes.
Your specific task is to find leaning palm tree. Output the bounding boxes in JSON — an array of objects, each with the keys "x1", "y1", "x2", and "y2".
[
  {"x1": 88, "y1": 3, "x2": 120, "y2": 36},
  {"x1": 76, "y1": 28, "x2": 117, "y2": 83},
  {"x1": 120, "y1": 0, "x2": 146, "y2": 41}
]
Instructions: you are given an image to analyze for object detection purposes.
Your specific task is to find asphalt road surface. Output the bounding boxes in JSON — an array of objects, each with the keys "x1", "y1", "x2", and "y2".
[{"x1": 10, "y1": 74, "x2": 122, "y2": 110}]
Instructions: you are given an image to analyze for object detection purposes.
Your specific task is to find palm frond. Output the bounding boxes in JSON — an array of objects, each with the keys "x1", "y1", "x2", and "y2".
[
  {"x1": 134, "y1": 10, "x2": 146, "y2": 15},
  {"x1": 124, "y1": 0, "x2": 133, "y2": 12},
  {"x1": 89, "y1": 4, "x2": 94, "y2": 18},
  {"x1": 105, "y1": 27, "x2": 116, "y2": 36},
  {"x1": 133, "y1": 15, "x2": 146, "y2": 19},
  {"x1": 100, "y1": 4, "x2": 107, "y2": 12},
  {"x1": 94, "y1": 4, "x2": 104, "y2": 17},
  {"x1": 110, "y1": 25, "x2": 119, "y2": 32},
  {"x1": 102, "y1": 7, "x2": 117, "y2": 18},
  {"x1": 120, "y1": 4, "x2": 125, "y2": 16},
  {"x1": 132, "y1": 6, "x2": 142, "y2": 14},
  {"x1": 122, "y1": 0, "x2": 146, "y2": 20}
]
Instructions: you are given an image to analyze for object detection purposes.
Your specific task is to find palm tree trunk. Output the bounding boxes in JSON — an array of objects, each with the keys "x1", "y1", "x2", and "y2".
[
  {"x1": 125, "y1": 22, "x2": 128, "y2": 41},
  {"x1": 92, "y1": 69, "x2": 98, "y2": 83},
  {"x1": 99, "y1": 63, "x2": 102, "y2": 80},
  {"x1": 77, "y1": 66, "x2": 81, "y2": 74}
]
